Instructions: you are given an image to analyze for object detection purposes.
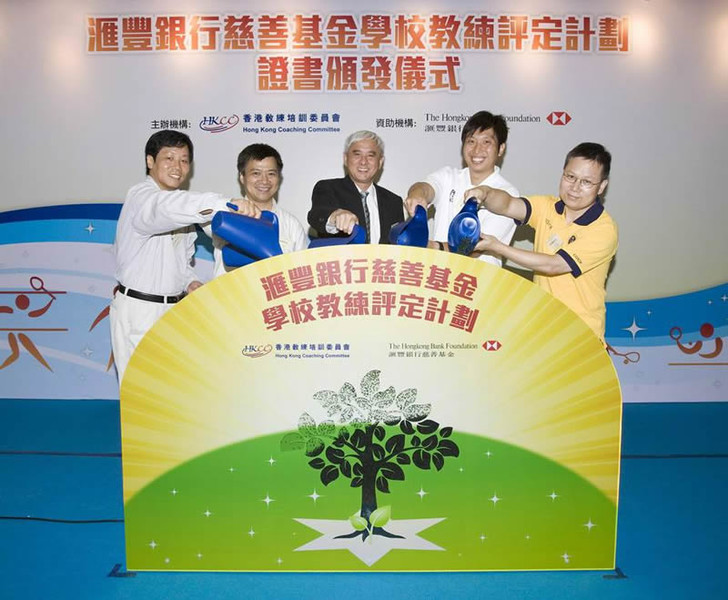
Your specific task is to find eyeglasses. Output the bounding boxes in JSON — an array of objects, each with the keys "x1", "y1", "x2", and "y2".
[{"x1": 562, "y1": 172, "x2": 602, "y2": 191}]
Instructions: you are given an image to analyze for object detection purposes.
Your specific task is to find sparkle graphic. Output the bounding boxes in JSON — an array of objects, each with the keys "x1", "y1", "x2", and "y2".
[
  {"x1": 623, "y1": 317, "x2": 646, "y2": 340},
  {"x1": 484, "y1": 450, "x2": 493, "y2": 458},
  {"x1": 416, "y1": 487, "x2": 428, "y2": 500},
  {"x1": 489, "y1": 493, "x2": 501, "y2": 506},
  {"x1": 229, "y1": 467, "x2": 235, "y2": 472},
  {"x1": 170, "y1": 489, "x2": 178, "y2": 496},
  {"x1": 262, "y1": 493, "x2": 275, "y2": 507},
  {"x1": 164, "y1": 557, "x2": 170, "y2": 564},
  {"x1": 294, "y1": 518, "x2": 446, "y2": 566},
  {"x1": 81, "y1": 346, "x2": 93, "y2": 358},
  {"x1": 247, "y1": 527, "x2": 255, "y2": 537},
  {"x1": 149, "y1": 540, "x2": 157, "y2": 549},
  {"x1": 721, "y1": 294, "x2": 728, "y2": 302},
  {"x1": 276, "y1": 557, "x2": 283, "y2": 565},
  {"x1": 267, "y1": 456, "x2": 276, "y2": 466},
  {"x1": 203, "y1": 509, "x2": 212, "y2": 517},
  {"x1": 548, "y1": 491, "x2": 559, "y2": 501},
  {"x1": 196, "y1": 553, "x2": 203, "y2": 559},
  {"x1": 308, "y1": 489, "x2": 321, "y2": 503},
  {"x1": 85, "y1": 222, "x2": 95, "y2": 234},
  {"x1": 584, "y1": 519, "x2": 597, "y2": 532},
  {"x1": 561, "y1": 552, "x2": 571, "y2": 563},
  {"x1": 479, "y1": 534, "x2": 487, "y2": 542}
]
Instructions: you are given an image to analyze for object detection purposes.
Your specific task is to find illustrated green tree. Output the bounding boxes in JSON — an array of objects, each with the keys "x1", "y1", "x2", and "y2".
[{"x1": 281, "y1": 369, "x2": 460, "y2": 540}]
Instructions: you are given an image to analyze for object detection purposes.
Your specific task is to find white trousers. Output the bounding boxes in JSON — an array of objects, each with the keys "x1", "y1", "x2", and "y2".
[{"x1": 109, "y1": 292, "x2": 172, "y2": 386}]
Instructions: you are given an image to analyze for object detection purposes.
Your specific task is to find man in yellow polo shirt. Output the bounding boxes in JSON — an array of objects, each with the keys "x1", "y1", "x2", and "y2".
[{"x1": 467, "y1": 142, "x2": 618, "y2": 341}]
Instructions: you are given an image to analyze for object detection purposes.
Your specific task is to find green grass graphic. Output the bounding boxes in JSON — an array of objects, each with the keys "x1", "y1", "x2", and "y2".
[{"x1": 124, "y1": 431, "x2": 617, "y2": 571}]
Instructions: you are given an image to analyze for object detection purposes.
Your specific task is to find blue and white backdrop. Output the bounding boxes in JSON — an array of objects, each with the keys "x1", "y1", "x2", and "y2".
[{"x1": 1, "y1": 0, "x2": 726, "y2": 401}]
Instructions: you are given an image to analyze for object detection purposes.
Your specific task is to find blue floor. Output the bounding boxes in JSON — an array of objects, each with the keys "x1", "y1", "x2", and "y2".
[{"x1": 1, "y1": 400, "x2": 726, "y2": 600}]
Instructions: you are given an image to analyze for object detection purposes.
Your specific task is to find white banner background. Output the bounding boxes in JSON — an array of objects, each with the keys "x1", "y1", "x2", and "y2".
[{"x1": 1, "y1": 0, "x2": 726, "y2": 400}]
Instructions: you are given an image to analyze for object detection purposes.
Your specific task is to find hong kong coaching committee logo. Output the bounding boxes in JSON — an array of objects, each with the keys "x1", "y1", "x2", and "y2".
[
  {"x1": 547, "y1": 111, "x2": 571, "y2": 126},
  {"x1": 200, "y1": 114, "x2": 240, "y2": 133}
]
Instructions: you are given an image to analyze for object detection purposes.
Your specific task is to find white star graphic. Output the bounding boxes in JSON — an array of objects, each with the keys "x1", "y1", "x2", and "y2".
[
  {"x1": 479, "y1": 533, "x2": 486, "y2": 542},
  {"x1": 85, "y1": 222, "x2": 95, "y2": 234},
  {"x1": 561, "y1": 552, "x2": 571, "y2": 563},
  {"x1": 81, "y1": 346, "x2": 93, "y2": 358},
  {"x1": 294, "y1": 517, "x2": 445, "y2": 566},
  {"x1": 489, "y1": 493, "x2": 501, "y2": 506},
  {"x1": 308, "y1": 489, "x2": 321, "y2": 503},
  {"x1": 584, "y1": 519, "x2": 597, "y2": 532},
  {"x1": 484, "y1": 450, "x2": 492, "y2": 458},
  {"x1": 149, "y1": 540, "x2": 157, "y2": 549},
  {"x1": 229, "y1": 467, "x2": 235, "y2": 472},
  {"x1": 164, "y1": 557, "x2": 170, "y2": 564},
  {"x1": 416, "y1": 487, "x2": 428, "y2": 500},
  {"x1": 170, "y1": 489, "x2": 178, "y2": 496},
  {"x1": 267, "y1": 456, "x2": 276, "y2": 466},
  {"x1": 623, "y1": 317, "x2": 646, "y2": 340},
  {"x1": 548, "y1": 491, "x2": 559, "y2": 501},
  {"x1": 203, "y1": 509, "x2": 212, "y2": 517},
  {"x1": 248, "y1": 527, "x2": 256, "y2": 537},
  {"x1": 721, "y1": 294, "x2": 727, "y2": 302},
  {"x1": 262, "y1": 493, "x2": 275, "y2": 507}
]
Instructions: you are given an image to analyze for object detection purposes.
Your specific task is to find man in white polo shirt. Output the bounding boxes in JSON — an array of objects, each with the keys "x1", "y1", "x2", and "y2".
[{"x1": 404, "y1": 111, "x2": 519, "y2": 266}]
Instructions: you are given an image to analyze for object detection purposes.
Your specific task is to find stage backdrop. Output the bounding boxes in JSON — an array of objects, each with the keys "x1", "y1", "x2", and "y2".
[
  {"x1": 121, "y1": 245, "x2": 621, "y2": 572},
  {"x1": 1, "y1": 0, "x2": 726, "y2": 402}
]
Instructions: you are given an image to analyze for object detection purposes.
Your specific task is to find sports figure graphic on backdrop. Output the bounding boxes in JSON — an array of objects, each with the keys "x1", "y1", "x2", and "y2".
[
  {"x1": 404, "y1": 111, "x2": 519, "y2": 266},
  {"x1": 307, "y1": 130, "x2": 405, "y2": 244},
  {"x1": 110, "y1": 130, "x2": 246, "y2": 384},
  {"x1": 467, "y1": 142, "x2": 618, "y2": 341},
  {"x1": 0, "y1": 276, "x2": 63, "y2": 371},
  {"x1": 207, "y1": 143, "x2": 307, "y2": 277}
]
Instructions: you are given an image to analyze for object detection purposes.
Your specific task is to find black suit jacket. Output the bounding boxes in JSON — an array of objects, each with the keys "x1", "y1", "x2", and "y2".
[{"x1": 307, "y1": 176, "x2": 404, "y2": 244}]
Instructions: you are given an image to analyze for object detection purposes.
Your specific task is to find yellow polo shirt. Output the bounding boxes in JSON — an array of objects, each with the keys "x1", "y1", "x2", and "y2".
[{"x1": 523, "y1": 195, "x2": 618, "y2": 341}]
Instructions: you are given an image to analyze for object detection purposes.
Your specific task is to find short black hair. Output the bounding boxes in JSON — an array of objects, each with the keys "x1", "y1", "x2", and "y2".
[
  {"x1": 564, "y1": 142, "x2": 611, "y2": 179},
  {"x1": 461, "y1": 111, "x2": 509, "y2": 147},
  {"x1": 144, "y1": 130, "x2": 193, "y2": 174},
  {"x1": 237, "y1": 144, "x2": 283, "y2": 174}
]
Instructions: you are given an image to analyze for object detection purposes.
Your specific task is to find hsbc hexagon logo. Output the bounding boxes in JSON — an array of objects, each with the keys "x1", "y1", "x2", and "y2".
[
  {"x1": 547, "y1": 111, "x2": 572, "y2": 126},
  {"x1": 482, "y1": 340, "x2": 502, "y2": 352}
]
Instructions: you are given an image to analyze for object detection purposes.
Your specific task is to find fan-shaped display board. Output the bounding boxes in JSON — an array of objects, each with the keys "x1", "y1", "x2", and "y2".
[{"x1": 121, "y1": 245, "x2": 621, "y2": 572}]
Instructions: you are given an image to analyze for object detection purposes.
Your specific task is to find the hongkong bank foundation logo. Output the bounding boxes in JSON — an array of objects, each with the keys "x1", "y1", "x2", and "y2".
[
  {"x1": 546, "y1": 111, "x2": 571, "y2": 126},
  {"x1": 200, "y1": 114, "x2": 240, "y2": 133},
  {"x1": 241, "y1": 344, "x2": 273, "y2": 358}
]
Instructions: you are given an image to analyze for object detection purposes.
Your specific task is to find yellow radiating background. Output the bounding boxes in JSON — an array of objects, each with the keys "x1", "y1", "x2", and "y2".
[{"x1": 121, "y1": 245, "x2": 621, "y2": 504}]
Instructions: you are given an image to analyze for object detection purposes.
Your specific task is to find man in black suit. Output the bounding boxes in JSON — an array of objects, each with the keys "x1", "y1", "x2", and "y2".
[{"x1": 308, "y1": 130, "x2": 404, "y2": 243}]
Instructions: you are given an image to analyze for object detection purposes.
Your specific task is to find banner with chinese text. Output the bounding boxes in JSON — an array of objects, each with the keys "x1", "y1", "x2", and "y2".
[{"x1": 2, "y1": 0, "x2": 726, "y2": 403}]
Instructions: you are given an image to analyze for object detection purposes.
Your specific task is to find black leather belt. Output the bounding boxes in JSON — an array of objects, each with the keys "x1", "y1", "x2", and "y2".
[{"x1": 117, "y1": 284, "x2": 185, "y2": 304}]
